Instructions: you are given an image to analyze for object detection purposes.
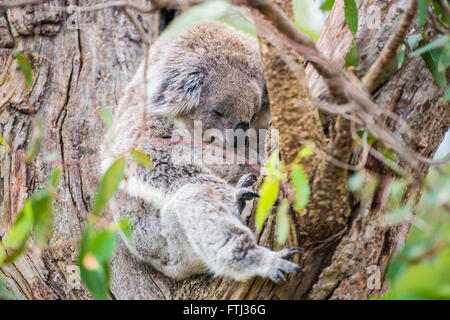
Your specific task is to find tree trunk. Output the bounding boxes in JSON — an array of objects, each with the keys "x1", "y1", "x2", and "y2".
[{"x1": 0, "y1": 0, "x2": 448, "y2": 300}]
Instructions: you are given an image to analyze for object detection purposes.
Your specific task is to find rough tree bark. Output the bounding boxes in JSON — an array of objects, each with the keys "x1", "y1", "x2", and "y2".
[{"x1": 0, "y1": 0, "x2": 448, "y2": 299}]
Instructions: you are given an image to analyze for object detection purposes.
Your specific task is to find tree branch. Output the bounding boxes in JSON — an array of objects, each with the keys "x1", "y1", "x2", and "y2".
[{"x1": 362, "y1": 0, "x2": 418, "y2": 93}]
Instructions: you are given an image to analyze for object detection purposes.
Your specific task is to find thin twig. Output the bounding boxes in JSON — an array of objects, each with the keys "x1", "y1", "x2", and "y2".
[
  {"x1": 121, "y1": 7, "x2": 152, "y2": 45},
  {"x1": 0, "y1": 0, "x2": 201, "y2": 13}
]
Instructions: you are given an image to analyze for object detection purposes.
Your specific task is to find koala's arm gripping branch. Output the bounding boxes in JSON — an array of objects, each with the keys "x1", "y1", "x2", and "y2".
[{"x1": 171, "y1": 184, "x2": 300, "y2": 282}]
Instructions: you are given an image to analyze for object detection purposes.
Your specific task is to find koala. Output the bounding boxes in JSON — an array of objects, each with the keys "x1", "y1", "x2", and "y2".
[{"x1": 101, "y1": 21, "x2": 301, "y2": 282}]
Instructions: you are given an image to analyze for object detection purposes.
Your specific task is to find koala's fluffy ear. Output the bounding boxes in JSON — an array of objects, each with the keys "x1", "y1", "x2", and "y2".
[{"x1": 149, "y1": 65, "x2": 206, "y2": 117}]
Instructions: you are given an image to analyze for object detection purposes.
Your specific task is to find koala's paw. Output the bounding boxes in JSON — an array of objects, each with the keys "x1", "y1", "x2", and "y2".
[
  {"x1": 236, "y1": 173, "x2": 257, "y2": 188},
  {"x1": 236, "y1": 188, "x2": 259, "y2": 213},
  {"x1": 236, "y1": 188, "x2": 259, "y2": 202},
  {"x1": 267, "y1": 259, "x2": 302, "y2": 282},
  {"x1": 276, "y1": 247, "x2": 303, "y2": 259}
]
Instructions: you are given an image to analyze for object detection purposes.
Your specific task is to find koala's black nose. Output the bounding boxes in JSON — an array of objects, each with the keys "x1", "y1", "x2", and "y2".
[
  {"x1": 234, "y1": 122, "x2": 249, "y2": 132},
  {"x1": 234, "y1": 122, "x2": 249, "y2": 148}
]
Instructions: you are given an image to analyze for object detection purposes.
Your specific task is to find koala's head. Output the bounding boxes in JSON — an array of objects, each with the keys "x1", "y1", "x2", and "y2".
[{"x1": 146, "y1": 21, "x2": 269, "y2": 148}]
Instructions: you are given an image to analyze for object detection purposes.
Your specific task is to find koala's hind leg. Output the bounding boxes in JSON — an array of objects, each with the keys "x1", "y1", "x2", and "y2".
[
  {"x1": 171, "y1": 184, "x2": 301, "y2": 282},
  {"x1": 112, "y1": 194, "x2": 170, "y2": 267}
]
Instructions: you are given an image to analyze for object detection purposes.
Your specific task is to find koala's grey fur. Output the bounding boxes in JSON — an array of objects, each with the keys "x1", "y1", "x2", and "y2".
[{"x1": 101, "y1": 21, "x2": 301, "y2": 282}]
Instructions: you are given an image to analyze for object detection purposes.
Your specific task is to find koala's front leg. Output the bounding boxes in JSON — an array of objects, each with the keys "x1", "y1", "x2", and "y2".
[{"x1": 171, "y1": 184, "x2": 301, "y2": 282}]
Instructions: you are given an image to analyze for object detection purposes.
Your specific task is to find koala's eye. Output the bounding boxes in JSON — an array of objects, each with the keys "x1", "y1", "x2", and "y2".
[{"x1": 213, "y1": 109, "x2": 224, "y2": 118}]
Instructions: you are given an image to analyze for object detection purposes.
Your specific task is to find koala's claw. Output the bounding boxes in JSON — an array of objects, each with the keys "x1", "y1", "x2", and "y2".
[
  {"x1": 236, "y1": 188, "x2": 259, "y2": 202},
  {"x1": 236, "y1": 173, "x2": 257, "y2": 188},
  {"x1": 270, "y1": 270, "x2": 286, "y2": 282},
  {"x1": 278, "y1": 246, "x2": 303, "y2": 258},
  {"x1": 268, "y1": 260, "x2": 301, "y2": 282},
  {"x1": 236, "y1": 188, "x2": 259, "y2": 213}
]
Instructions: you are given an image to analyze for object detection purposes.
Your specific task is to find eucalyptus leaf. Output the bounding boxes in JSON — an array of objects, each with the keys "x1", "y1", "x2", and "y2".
[
  {"x1": 255, "y1": 176, "x2": 280, "y2": 231},
  {"x1": 130, "y1": 150, "x2": 153, "y2": 171},
  {"x1": 25, "y1": 114, "x2": 44, "y2": 163},
  {"x1": 417, "y1": 0, "x2": 429, "y2": 29},
  {"x1": 344, "y1": 0, "x2": 358, "y2": 35},
  {"x1": 78, "y1": 225, "x2": 117, "y2": 300},
  {"x1": 275, "y1": 199, "x2": 290, "y2": 246},
  {"x1": 92, "y1": 156, "x2": 126, "y2": 216},
  {"x1": 118, "y1": 217, "x2": 132, "y2": 241},
  {"x1": 345, "y1": 40, "x2": 359, "y2": 68},
  {"x1": 13, "y1": 51, "x2": 33, "y2": 88},
  {"x1": 291, "y1": 164, "x2": 310, "y2": 212},
  {"x1": 30, "y1": 189, "x2": 53, "y2": 248}
]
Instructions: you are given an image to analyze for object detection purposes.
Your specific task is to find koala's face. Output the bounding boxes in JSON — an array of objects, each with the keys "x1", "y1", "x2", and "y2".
[
  {"x1": 182, "y1": 69, "x2": 266, "y2": 148},
  {"x1": 147, "y1": 21, "x2": 270, "y2": 149}
]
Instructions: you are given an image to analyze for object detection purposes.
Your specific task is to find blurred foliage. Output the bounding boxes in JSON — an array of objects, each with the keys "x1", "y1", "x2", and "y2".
[
  {"x1": 164, "y1": 0, "x2": 327, "y2": 42},
  {"x1": 78, "y1": 224, "x2": 117, "y2": 300},
  {"x1": 25, "y1": 114, "x2": 44, "y2": 163},
  {"x1": 379, "y1": 164, "x2": 450, "y2": 299},
  {"x1": 164, "y1": 0, "x2": 257, "y2": 37},
  {"x1": 0, "y1": 167, "x2": 61, "y2": 266},
  {"x1": 13, "y1": 50, "x2": 33, "y2": 88},
  {"x1": 256, "y1": 146, "x2": 313, "y2": 241},
  {"x1": 0, "y1": 276, "x2": 16, "y2": 300},
  {"x1": 92, "y1": 156, "x2": 126, "y2": 216},
  {"x1": 343, "y1": 0, "x2": 358, "y2": 35},
  {"x1": 292, "y1": 0, "x2": 328, "y2": 41}
]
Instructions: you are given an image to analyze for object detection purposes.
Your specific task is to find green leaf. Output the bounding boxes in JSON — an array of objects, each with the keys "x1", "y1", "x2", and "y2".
[
  {"x1": 417, "y1": 0, "x2": 429, "y2": 29},
  {"x1": 265, "y1": 149, "x2": 285, "y2": 181},
  {"x1": 0, "y1": 277, "x2": 16, "y2": 300},
  {"x1": 384, "y1": 206, "x2": 412, "y2": 226},
  {"x1": 1, "y1": 199, "x2": 34, "y2": 264},
  {"x1": 78, "y1": 225, "x2": 117, "y2": 300},
  {"x1": 290, "y1": 164, "x2": 310, "y2": 212},
  {"x1": 275, "y1": 199, "x2": 290, "y2": 246},
  {"x1": 163, "y1": 0, "x2": 257, "y2": 38},
  {"x1": 348, "y1": 170, "x2": 365, "y2": 192},
  {"x1": 421, "y1": 46, "x2": 447, "y2": 87},
  {"x1": 89, "y1": 230, "x2": 117, "y2": 262},
  {"x1": 292, "y1": 0, "x2": 324, "y2": 41},
  {"x1": 438, "y1": 40, "x2": 450, "y2": 73},
  {"x1": 25, "y1": 114, "x2": 44, "y2": 163},
  {"x1": 92, "y1": 156, "x2": 126, "y2": 216},
  {"x1": 445, "y1": 87, "x2": 450, "y2": 101},
  {"x1": 398, "y1": 43, "x2": 406, "y2": 69},
  {"x1": 265, "y1": 149, "x2": 280, "y2": 173},
  {"x1": 48, "y1": 166, "x2": 62, "y2": 194},
  {"x1": 13, "y1": 51, "x2": 33, "y2": 88},
  {"x1": 411, "y1": 35, "x2": 448, "y2": 57},
  {"x1": 406, "y1": 34, "x2": 423, "y2": 51},
  {"x1": 130, "y1": 150, "x2": 153, "y2": 171},
  {"x1": 118, "y1": 217, "x2": 132, "y2": 241},
  {"x1": 344, "y1": 0, "x2": 358, "y2": 35},
  {"x1": 383, "y1": 249, "x2": 450, "y2": 299},
  {"x1": 0, "y1": 135, "x2": 10, "y2": 154},
  {"x1": 98, "y1": 108, "x2": 113, "y2": 130},
  {"x1": 320, "y1": 0, "x2": 335, "y2": 11},
  {"x1": 388, "y1": 179, "x2": 406, "y2": 205},
  {"x1": 356, "y1": 130, "x2": 376, "y2": 144},
  {"x1": 432, "y1": 1, "x2": 450, "y2": 25},
  {"x1": 255, "y1": 176, "x2": 280, "y2": 231},
  {"x1": 30, "y1": 189, "x2": 53, "y2": 248},
  {"x1": 297, "y1": 144, "x2": 314, "y2": 158},
  {"x1": 0, "y1": 244, "x2": 5, "y2": 266},
  {"x1": 345, "y1": 40, "x2": 359, "y2": 68}
]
